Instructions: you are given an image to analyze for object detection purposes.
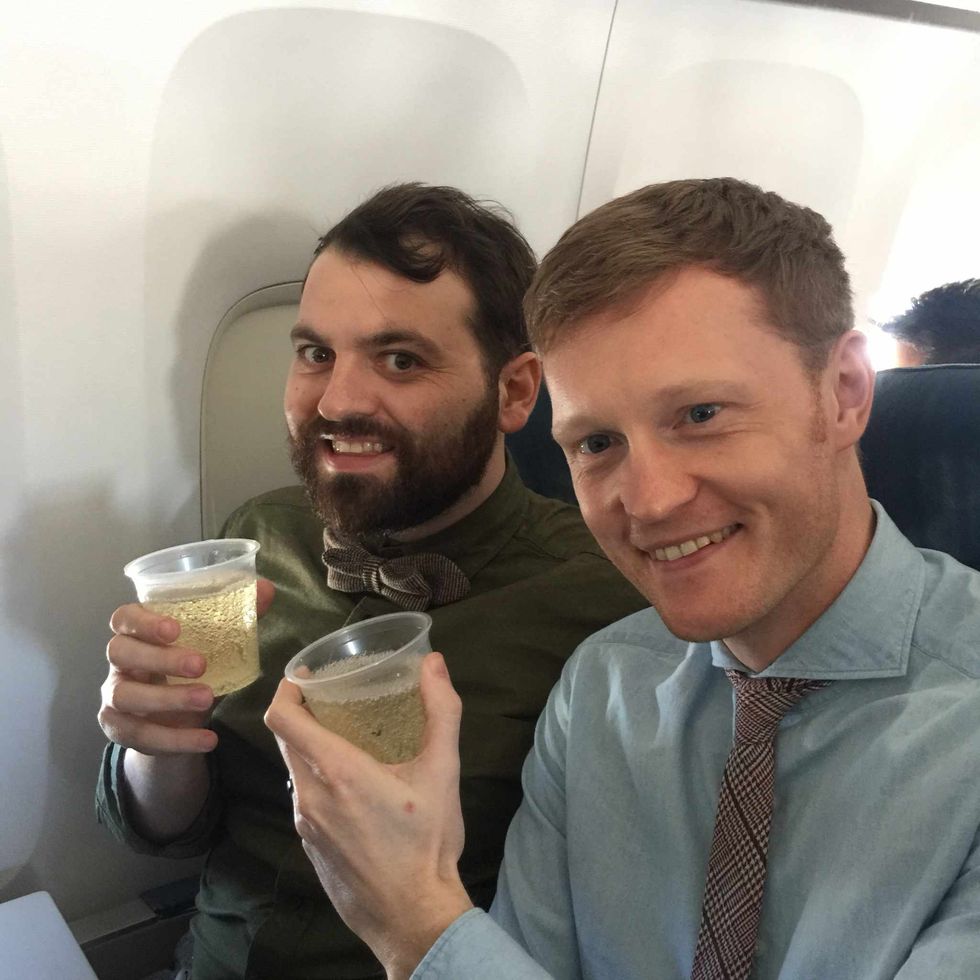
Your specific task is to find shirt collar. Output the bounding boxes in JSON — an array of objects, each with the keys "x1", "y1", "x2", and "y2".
[
  {"x1": 710, "y1": 500, "x2": 925, "y2": 680},
  {"x1": 372, "y1": 453, "x2": 529, "y2": 582}
]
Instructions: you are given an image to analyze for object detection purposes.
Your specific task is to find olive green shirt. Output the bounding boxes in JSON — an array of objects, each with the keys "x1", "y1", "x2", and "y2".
[{"x1": 97, "y1": 462, "x2": 647, "y2": 979}]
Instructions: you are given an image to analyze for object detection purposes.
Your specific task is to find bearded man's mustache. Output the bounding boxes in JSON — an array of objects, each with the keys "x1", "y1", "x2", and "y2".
[{"x1": 296, "y1": 414, "x2": 406, "y2": 449}]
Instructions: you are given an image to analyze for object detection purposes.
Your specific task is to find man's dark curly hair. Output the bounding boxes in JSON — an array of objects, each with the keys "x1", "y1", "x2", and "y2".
[{"x1": 310, "y1": 182, "x2": 536, "y2": 382}]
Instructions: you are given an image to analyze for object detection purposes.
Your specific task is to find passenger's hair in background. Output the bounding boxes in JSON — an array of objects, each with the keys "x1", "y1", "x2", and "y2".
[
  {"x1": 526, "y1": 177, "x2": 852, "y2": 374},
  {"x1": 880, "y1": 279, "x2": 980, "y2": 365},
  {"x1": 312, "y1": 182, "x2": 537, "y2": 381}
]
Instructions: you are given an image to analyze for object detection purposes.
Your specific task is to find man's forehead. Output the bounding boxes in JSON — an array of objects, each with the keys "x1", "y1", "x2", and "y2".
[
  {"x1": 306, "y1": 245, "x2": 471, "y2": 298},
  {"x1": 298, "y1": 248, "x2": 476, "y2": 342}
]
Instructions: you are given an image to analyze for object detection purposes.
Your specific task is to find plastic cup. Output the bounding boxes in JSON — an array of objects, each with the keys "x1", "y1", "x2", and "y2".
[
  {"x1": 124, "y1": 539, "x2": 261, "y2": 696},
  {"x1": 284, "y1": 612, "x2": 433, "y2": 764}
]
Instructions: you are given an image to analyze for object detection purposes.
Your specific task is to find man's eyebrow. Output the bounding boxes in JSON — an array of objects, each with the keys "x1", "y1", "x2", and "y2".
[
  {"x1": 551, "y1": 412, "x2": 596, "y2": 443},
  {"x1": 288, "y1": 323, "x2": 443, "y2": 361},
  {"x1": 359, "y1": 328, "x2": 442, "y2": 360},
  {"x1": 551, "y1": 380, "x2": 755, "y2": 441},
  {"x1": 290, "y1": 322, "x2": 321, "y2": 344},
  {"x1": 653, "y1": 380, "x2": 755, "y2": 402}
]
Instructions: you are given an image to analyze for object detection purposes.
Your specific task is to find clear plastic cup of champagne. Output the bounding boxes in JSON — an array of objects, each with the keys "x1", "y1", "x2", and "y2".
[
  {"x1": 124, "y1": 539, "x2": 261, "y2": 696},
  {"x1": 284, "y1": 612, "x2": 432, "y2": 764}
]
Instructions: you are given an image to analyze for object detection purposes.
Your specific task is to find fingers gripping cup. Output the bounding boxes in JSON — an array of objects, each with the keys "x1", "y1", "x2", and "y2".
[
  {"x1": 285, "y1": 612, "x2": 432, "y2": 764},
  {"x1": 124, "y1": 539, "x2": 261, "y2": 697}
]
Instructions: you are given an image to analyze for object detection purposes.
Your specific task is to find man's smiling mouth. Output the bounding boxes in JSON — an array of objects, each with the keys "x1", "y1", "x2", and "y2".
[
  {"x1": 651, "y1": 524, "x2": 739, "y2": 562},
  {"x1": 320, "y1": 434, "x2": 393, "y2": 455}
]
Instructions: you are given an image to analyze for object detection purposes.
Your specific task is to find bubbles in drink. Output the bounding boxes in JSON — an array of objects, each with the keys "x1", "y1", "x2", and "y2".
[
  {"x1": 145, "y1": 578, "x2": 259, "y2": 696},
  {"x1": 305, "y1": 651, "x2": 424, "y2": 763}
]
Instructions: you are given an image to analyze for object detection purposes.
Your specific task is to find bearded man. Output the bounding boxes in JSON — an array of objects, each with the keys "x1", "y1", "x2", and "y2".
[{"x1": 96, "y1": 184, "x2": 646, "y2": 980}]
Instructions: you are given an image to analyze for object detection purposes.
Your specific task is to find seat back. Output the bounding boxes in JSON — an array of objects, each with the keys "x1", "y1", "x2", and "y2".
[
  {"x1": 505, "y1": 381, "x2": 575, "y2": 504},
  {"x1": 860, "y1": 365, "x2": 980, "y2": 570},
  {"x1": 201, "y1": 284, "x2": 301, "y2": 536}
]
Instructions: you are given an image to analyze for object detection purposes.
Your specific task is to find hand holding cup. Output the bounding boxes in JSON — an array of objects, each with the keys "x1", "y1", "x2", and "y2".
[{"x1": 99, "y1": 540, "x2": 269, "y2": 756}]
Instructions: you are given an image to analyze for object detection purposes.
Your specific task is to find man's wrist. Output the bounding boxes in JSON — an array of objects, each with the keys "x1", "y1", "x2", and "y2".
[{"x1": 380, "y1": 884, "x2": 475, "y2": 980}]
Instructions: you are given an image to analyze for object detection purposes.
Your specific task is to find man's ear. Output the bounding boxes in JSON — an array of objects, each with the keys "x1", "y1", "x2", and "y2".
[
  {"x1": 497, "y1": 352, "x2": 542, "y2": 434},
  {"x1": 828, "y1": 330, "x2": 875, "y2": 450}
]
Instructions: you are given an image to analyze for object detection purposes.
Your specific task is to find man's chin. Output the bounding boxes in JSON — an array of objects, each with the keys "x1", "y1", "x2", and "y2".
[
  {"x1": 654, "y1": 607, "x2": 745, "y2": 645},
  {"x1": 307, "y1": 477, "x2": 439, "y2": 539},
  {"x1": 305, "y1": 473, "x2": 381, "y2": 526}
]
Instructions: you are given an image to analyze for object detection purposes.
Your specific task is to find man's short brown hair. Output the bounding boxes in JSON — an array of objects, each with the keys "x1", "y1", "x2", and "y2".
[{"x1": 525, "y1": 177, "x2": 852, "y2": 373}]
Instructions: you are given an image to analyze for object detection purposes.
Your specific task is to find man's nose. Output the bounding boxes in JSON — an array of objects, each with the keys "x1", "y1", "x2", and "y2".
[
  {"x1": 619, "y1": 443, "x2": 698, "y2": 524},
  {"x1": 315, "y1": 359, "x2": 379, "y2": 420}
]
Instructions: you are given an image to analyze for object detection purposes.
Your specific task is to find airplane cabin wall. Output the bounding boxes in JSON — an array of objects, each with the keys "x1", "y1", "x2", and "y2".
[
  {"x1": 0, "y1": 0, "x2": 977, "y2": 926},
  {"x1": 0, "y1": 0, "x2": 617, "y2": 921},
  {"x1": 582, "y1": 0, "x2": 980, "y2": 339}
]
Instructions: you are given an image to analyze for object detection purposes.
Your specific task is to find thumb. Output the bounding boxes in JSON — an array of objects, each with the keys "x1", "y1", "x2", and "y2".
[{"x1": 418, "y1": 652, "x2": 462, "y2": 767}]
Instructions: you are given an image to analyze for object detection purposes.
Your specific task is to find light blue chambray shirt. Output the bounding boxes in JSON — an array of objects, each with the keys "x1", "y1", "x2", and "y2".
[{"x1": 414, "y1": 502, "x2": 980, "y2": 979}]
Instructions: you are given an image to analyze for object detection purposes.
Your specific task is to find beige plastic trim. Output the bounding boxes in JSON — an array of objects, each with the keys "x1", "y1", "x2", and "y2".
[{"x1": 200, "y1": 282, "x2": 303, "y2": 537}]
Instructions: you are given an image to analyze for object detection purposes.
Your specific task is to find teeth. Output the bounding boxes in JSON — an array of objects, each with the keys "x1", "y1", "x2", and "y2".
[
  {"x1": 330, "y1": 439, "x2": 386, "y2": 454},
  {"x1": 652, "y1": 525, "x2": 735, "y2": 562}
]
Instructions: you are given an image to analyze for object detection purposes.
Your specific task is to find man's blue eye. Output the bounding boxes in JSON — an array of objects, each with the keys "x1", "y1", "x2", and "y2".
[
  {"x1": 687, "y1": 404, "x2": 720, "y2": 424},
  {"x1": 579, "y1": 434, "x2": 612, "y2": 455}
]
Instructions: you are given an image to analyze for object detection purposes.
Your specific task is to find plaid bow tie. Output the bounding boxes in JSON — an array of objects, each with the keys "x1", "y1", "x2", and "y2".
[{"x1": 321, "y1": 531, "x2": 471, "y2": 612}]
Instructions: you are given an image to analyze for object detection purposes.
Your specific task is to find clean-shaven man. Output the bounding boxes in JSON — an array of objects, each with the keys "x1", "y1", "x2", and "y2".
[{"x1": 268, "y1": 178, "x2": 980, "y2": 980}]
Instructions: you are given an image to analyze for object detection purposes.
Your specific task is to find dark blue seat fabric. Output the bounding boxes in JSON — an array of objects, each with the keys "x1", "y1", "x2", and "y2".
[
  {"x1": 860, "y1": 365, "x2": 980, "y2": 571},
  {"x1": 506, "y1": 382, "x2": 576, "y2": 504}
]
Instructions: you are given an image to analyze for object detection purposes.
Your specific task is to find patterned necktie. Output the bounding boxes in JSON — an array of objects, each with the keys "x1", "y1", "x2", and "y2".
[
  {"x1": 321, "y1": 530, "x2": 471, "y2": 612},
  {"x1": 690, "y1": 670, "x2": 831, "y2": 980}
]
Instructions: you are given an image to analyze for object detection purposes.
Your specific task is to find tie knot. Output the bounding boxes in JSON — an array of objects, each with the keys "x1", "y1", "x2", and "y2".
[{"x1": 725, "y1": 670, "x2": 830, "y2": 744}]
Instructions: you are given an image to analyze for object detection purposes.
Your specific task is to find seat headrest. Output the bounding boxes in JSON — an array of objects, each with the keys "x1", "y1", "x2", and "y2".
[
  {"x1": 860, "y1": 365, "x2": 980, "y2": 571},
  {"x1": 505, "y1": 382, "x2": 575, "y2": 504}
]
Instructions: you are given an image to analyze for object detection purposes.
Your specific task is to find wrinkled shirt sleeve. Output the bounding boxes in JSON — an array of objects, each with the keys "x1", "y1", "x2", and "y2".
[
  {"x1": 413, "y1": 665, "x2": 580, "y2": 980},
  {"x1": 95, "y1": 741, "x2": 222, "y2": 859},
  {"x1": 895, "y1": 825, "x2": 980, "y2": 979}
]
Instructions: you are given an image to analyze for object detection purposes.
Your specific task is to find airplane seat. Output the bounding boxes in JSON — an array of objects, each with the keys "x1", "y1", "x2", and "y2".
[
  {"x1": 201, "y1": 284, "x2": 303, "y2": 537},
  {"x1": 860, "y1": 365, "x2": 980, "y2": 571},
  {"x1": 505, "y1": 381, "x2": 575, "y2": 504}
]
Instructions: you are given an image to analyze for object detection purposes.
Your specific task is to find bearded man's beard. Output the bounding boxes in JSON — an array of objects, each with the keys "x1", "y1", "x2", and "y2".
[{"x1": 288, "y1": 388, "x2": 500, "y2": 541}]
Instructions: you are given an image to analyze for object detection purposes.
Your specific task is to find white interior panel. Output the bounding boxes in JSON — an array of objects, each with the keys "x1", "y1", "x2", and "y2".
[
  {"x1": 582, "y1": 0, "x2": 980, "y2": 332},
  {"x1": 0, "y1": 134, "x2": 38, "y2": 894},
  {"x1": 0, "y1": 0, "x2": 615, "y2": 925},
  {"x1": 143, "y1": 4, "x2": 615, "y2": 542},
  {"x1": 144, "y1": 8, "x2": 530, "y2": 539},
  {"x1": 870, "y1": 130, "x2": 980, "y2": 323},
  {"x1": 603, "y1": 59, "x2": 863, "y2": 233},
  {"x1": 201, "y1": 287, "x2": 301, "y2": 536}
]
